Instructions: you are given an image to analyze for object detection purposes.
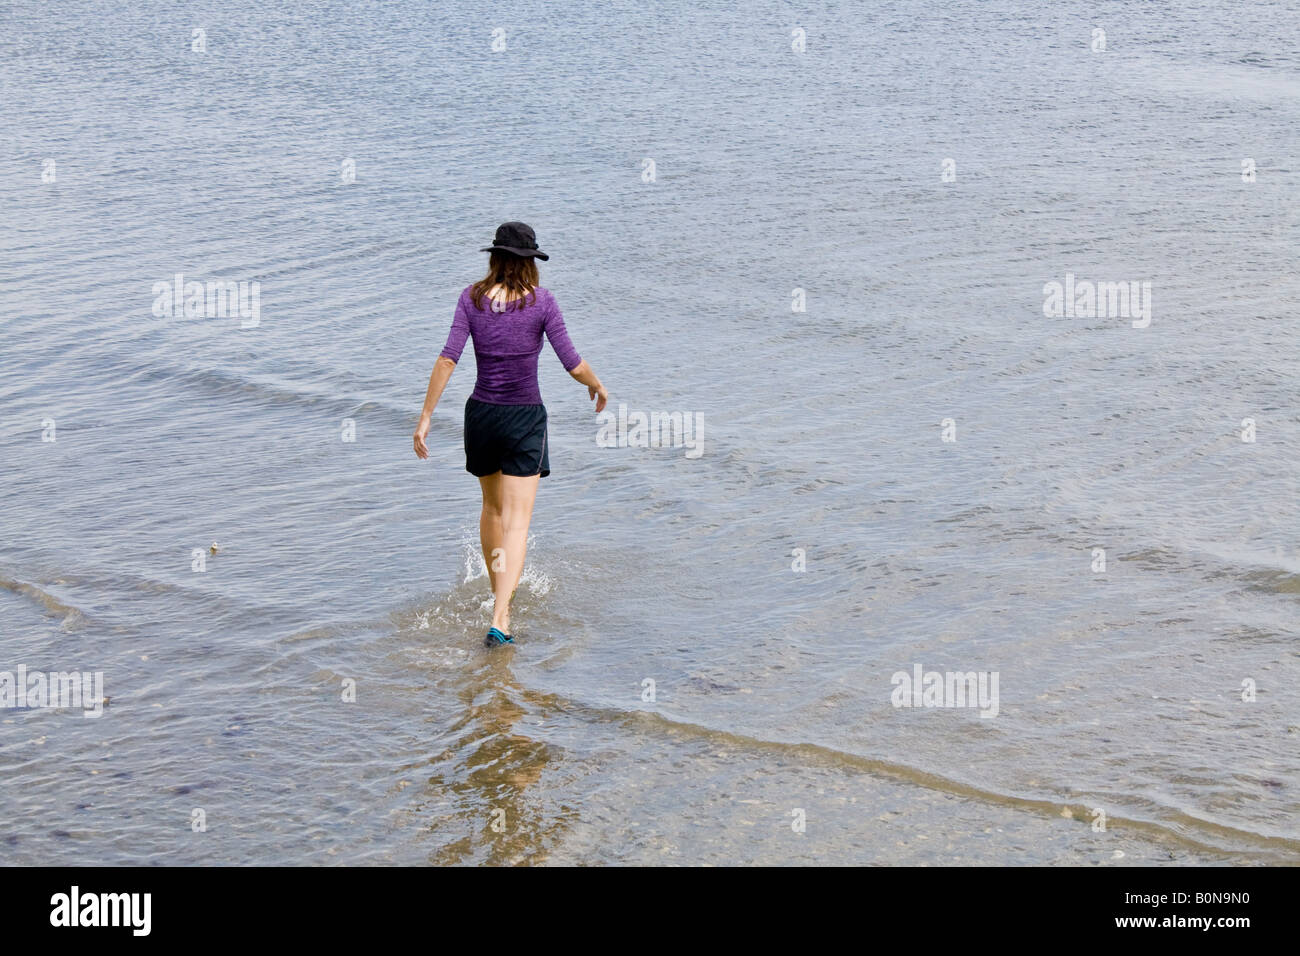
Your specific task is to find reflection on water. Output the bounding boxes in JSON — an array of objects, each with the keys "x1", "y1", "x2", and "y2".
[{"x1": 414, "y1": 655, "x2": 562, "y2": 866}]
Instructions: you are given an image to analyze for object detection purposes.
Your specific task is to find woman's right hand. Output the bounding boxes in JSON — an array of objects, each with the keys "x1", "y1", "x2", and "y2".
[{"x1": 589, "y1": 384, "x2": 608, "y2": 414}]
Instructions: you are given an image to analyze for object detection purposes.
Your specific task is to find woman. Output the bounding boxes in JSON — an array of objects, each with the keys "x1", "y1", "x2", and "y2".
[{"x1": 413, "y1": 222, "x2": 608, "y2": 647}]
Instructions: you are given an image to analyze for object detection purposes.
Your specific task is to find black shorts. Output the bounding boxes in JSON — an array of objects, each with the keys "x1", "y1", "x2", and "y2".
[{"x1": 464, "y1": 397, "x2": 550, "y2": 478}]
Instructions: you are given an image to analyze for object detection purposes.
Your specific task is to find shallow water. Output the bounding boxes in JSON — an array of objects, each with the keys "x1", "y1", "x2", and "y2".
[{"x1": 1, "y1": 0, "x2": 1297, "y2": 865}]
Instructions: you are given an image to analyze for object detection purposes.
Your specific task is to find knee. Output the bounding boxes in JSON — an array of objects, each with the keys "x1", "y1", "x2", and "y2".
[{"x1": 499, "y1": 505, "x2": 529, "y2": 532}]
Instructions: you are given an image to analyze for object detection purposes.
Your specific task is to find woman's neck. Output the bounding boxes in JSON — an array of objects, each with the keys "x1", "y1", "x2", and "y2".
[{"x1": 489, "y1": 283, "x2": 533, "y2": 304}]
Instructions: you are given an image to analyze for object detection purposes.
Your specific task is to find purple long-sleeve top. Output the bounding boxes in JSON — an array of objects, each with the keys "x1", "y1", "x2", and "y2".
[{"x1": 439, "y1": 285, "x2": 582, "y2": 405}]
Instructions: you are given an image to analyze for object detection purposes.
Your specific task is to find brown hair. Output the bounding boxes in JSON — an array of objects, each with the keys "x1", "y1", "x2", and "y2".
[{"x1": 469, "y1": 251, "x2": 540, "y2": 312}]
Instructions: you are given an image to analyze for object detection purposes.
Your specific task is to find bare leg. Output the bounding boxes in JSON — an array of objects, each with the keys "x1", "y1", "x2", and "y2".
[
  {"x1": 478, "y1": 473, "x2": 504, "y2": 596},
  {"x1": 487, "y1": 473, "x2": 540, "y2": 634}
]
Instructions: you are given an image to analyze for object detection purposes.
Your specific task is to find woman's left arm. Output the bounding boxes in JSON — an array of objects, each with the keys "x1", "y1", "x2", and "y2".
[{"x1": 413, "y1": 356, "x2": 456, "y2": 460}]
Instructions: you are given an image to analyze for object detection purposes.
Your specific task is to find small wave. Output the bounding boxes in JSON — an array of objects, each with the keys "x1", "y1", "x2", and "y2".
[
  {"x1": 525, "y1": 691, "x2": 1300, "y2": 862},
  {"x1": 246, "y1": 239, "x2": 422, "y2": 283},
  {"x1": 107, "y1": 357, "x2": 428, "y2": 436},
  {"x1": 0, "y1": 575, "x2": 87, "y2": 629}
]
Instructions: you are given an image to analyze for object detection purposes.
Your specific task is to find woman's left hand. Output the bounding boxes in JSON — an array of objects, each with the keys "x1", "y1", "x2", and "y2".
[{"x1": 413, "y1": 417, "x2": 431, "y2": 459}]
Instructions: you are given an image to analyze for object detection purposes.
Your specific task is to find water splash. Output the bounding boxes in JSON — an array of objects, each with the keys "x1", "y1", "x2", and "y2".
[{"x1": 459, "y1": 529, "x2": 553, "y2": 597}]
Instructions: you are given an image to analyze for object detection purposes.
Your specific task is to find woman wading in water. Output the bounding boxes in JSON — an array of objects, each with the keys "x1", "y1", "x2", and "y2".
[{"x1": 413, "y1": 222, "x2": 607, "y2": 647}]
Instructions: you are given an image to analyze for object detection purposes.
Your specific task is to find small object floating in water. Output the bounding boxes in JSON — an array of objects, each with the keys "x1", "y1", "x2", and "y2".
[{"x1": 209, "y1": 542, "x2": 219, "y2": 554}]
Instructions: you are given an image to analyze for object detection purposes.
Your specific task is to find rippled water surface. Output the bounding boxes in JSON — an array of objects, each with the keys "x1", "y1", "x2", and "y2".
[{"x1": 1, "y1": 0, "x2": 1298, "y2": 865}]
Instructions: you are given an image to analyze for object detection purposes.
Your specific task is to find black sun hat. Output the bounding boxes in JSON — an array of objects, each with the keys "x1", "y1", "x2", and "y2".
[{"x1": 480, "y1": 221, "x2": 549, "y2": 260}]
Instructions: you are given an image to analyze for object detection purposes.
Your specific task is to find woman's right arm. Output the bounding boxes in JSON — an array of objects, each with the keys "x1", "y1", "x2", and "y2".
[
  {"x1": 544, "y1": 294, "x2": 607, "y2": 412},
  {"x1": 567, "y1": 360, "x2": 607, "y2": 413}
]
